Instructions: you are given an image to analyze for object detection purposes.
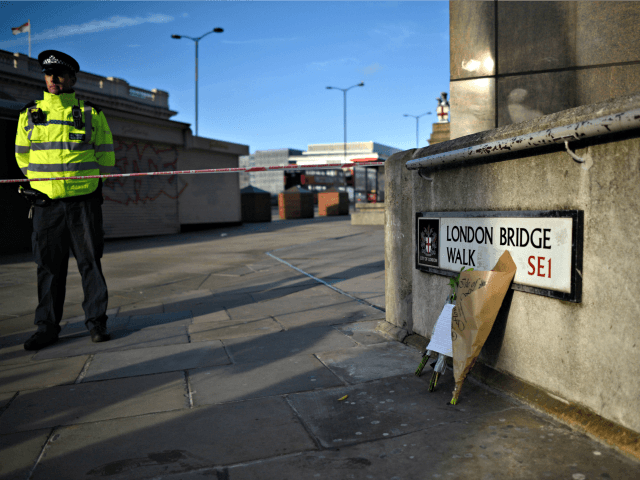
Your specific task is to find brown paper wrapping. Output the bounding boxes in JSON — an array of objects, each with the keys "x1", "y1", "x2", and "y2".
[{"x1": 451, "y1": 250, "x2": 517, "y2": 403}]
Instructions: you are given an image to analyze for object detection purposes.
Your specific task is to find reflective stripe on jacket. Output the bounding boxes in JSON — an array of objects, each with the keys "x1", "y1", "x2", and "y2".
[{"x1": 14, "y1": 91, "x2": 116, "y2": 199}]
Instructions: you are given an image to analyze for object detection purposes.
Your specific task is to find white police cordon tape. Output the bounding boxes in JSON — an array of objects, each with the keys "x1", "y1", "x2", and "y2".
[{"x1": 0, "y1": 161, "x2": 385, "y2": 184}]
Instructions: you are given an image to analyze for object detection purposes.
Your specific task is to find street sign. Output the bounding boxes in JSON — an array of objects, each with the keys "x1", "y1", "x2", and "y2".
[{"x1": 416, "y1": 211, "x2": 583, "y2": 302}]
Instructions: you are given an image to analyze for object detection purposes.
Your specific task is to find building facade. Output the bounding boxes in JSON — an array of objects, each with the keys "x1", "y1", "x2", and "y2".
[
  {"x1": 290, "y1": 142, "x2": 402, "y2": 203},
  {"x1": 239, "y1": 142, "x2": 401, "y2": 204},
  {"x1": 0, "y1": 50, "x2": 247, "y2": 252},
  {"x1": 239, "y1": 148, "x2": 302, "y2": 202}
]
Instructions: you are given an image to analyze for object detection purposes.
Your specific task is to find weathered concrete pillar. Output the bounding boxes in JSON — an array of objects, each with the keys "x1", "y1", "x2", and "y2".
[{"x1": 384, "y1": 149, "x2": 416, "y2": 333}]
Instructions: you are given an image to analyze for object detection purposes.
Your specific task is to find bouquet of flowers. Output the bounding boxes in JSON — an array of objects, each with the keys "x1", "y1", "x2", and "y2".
[{"x1": 450, "y1": 250, "x2": 517, "y2": 404}]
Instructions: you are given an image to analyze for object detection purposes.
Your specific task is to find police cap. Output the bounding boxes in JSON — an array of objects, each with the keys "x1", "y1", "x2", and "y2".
[{"x1": 38, "y1": 50, "x2": 80, "y2": 75}]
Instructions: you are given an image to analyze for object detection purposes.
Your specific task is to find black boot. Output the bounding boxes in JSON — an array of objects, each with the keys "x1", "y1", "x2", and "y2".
[
  {"x1": 24, "y1": 331, "x2": 59, "y2": 351},
  {"x1": 90, "y1": 324, "x2": 111, "y2": 343}
]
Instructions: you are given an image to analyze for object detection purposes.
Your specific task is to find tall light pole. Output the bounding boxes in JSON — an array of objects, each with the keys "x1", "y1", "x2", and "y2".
[
  {"x1": 326, "y1": 82, "x2": 364, "y2": 163},
  {"x1": 171, "y1": 27, "x2": 223, "y2": 137},
  {"x1": 403, "y1": 112, "x2": 432, "y2": 149}
]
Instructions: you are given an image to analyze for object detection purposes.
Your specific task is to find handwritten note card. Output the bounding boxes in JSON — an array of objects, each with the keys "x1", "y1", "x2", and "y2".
[{"x1": 426, "y1": 303, "x2": 455, "y2": 357}]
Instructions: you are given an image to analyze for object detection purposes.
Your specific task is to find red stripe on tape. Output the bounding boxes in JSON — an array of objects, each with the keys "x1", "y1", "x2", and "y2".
[{"x1": 0, "y1": 162, "x2": 385, "y2": 184}]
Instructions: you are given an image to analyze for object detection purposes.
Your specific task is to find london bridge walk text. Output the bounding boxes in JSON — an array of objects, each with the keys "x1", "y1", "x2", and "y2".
[{"x1": 446, "y1": 225, "x2": 552, "y2": 267}]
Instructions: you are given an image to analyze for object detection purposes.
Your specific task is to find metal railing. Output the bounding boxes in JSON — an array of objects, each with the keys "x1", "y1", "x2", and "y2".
[{"x1": 406, "y1": 109, "x2": 640, "y2": 171}]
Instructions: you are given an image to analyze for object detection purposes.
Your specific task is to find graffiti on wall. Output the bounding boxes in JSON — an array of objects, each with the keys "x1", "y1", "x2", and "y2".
[{"x1": 104, "y1": 140, "x2": 188, "y2": 205}]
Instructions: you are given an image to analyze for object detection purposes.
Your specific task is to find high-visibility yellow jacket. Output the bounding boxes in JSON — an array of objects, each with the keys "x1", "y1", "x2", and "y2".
[{"x1": 15, "y1": 91, "x2": 116, "y2": 199}]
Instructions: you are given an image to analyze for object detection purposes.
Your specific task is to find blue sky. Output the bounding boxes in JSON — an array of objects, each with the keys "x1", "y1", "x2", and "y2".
[{"x1": 1, "y1": 1, "x2": 449, "y2": 153}]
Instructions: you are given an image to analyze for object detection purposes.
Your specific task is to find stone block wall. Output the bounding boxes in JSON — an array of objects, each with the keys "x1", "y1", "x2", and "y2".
[
  {"x1": 384, "y1": 93, "x2": 640, "y2": 435},
  {"x1": 450, "y1": 1, "x2": 640, "y2": 139}
]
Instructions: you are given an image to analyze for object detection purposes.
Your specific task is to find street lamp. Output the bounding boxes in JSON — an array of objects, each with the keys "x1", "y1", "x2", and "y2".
[
  {"x1": 403, "y1": 112, "x2": 432, "y2": 149},
  {"x1": 326, "y1": 82, "x2": 364, "y2": 163},
  {"x1": 171, "y1": 27, "x2": 224, "y2": 137}
]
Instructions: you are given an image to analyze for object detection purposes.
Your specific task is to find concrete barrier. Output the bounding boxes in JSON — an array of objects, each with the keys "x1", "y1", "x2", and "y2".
[
  {"x1": 351, "y1": 203, "x2": 385, "y2": 226},
  {"x1": 318, "y1": 188, "x2": 349, "y2": 216},
  {"x1": 278, "y1": 186, "x2": 314, "y2": 219},
  {"x1": 241, "y1": 185, "x2": 272, "y2": 223},
  {"x1": 385, "y1": 92, "x2": 640, "y2": 436}
]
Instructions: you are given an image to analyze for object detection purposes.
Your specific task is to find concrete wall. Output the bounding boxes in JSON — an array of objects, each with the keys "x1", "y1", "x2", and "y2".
[
  {"x1": 385, "y1": 93, "x2": 640, "y2": 434},
  {"x1": 384, "y1": 150, "x2": 416, "y2": 333},
  {"x1": 177, "y1": 145, "x2": 244, "y2": 226},
  {"x1": 101, "y1": 136, "x2": 181, "y2": 238},
  {"x1": 98, "y1": 115, "x2": 247, "y2": 238},
  {"x1": 0, "y1": 49, "x2": 248, "y2": 241},
  {"x1": 450, "y1": 1, "x2": 640, "y2": 139},
  {"x1": 101, "y1": 134, "x2": 246, "y2": 238}
]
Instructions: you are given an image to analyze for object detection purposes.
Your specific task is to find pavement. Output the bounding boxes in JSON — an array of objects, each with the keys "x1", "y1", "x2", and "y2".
[{"x1": 1, "y1": 209, "x2": 639, "y2": 480}]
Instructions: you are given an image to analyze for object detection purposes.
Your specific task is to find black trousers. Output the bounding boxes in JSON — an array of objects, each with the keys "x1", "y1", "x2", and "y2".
[{"x1": 32, "y1": 197, "x2": 108, "y2": 335}]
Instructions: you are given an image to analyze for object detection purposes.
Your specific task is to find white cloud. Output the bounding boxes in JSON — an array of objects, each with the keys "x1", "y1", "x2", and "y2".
[
  {"x1": 0, "y1": 13, "x2": 174, "y2": 48},
  {"x1": 306, "y1": 57, "x2": 359, "y2": 71},
  {"x1": 370, "y1": 23, "x2": 418, "y2": 49},
  {"x1": 360, "y1": 62, "x2": 383, "y2": 76}
]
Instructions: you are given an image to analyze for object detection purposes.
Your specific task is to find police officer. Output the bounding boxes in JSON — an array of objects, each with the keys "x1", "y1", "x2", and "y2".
[{"x1": 15, "y1": 50, "x2": 116, "y2": 350}]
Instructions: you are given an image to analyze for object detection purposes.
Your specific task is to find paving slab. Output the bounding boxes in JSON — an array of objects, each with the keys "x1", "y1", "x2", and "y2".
[
  {"x1": 6, "y1": 219, "x2": 633, "y2": 478},
  {"x1": 226, "y1": 407, "x2": 640, "y2": 480},
  {"x1": 189, "y1": 354, "x2": 344, "y2": 405},
  {"x1": 274, "y1": 299, "x2": 383, "y2": 330},
  {"x1": 170, "y1": 293, "x2": 254, "y2": 317},
  {"x1": 191, "y1": 309, "x2": 231, "y2": 324},
  {"x1": 211, "y1": 265, "x2": 255, "y2": 276},
  {"x1": 363, "y1": 293, "x2": 385, "y2": 308},
  {"x1": 35, "y1": 325, "x2": 189, "y2": 361},
  {"x1": 225, "y1": 286, "x2": 337, "y2": 319},
  {"x1": 334, "y1": 320, "x2": 391, "y2": 346},
  {"x1": 158, "y1": 289, "x2": 216, "y2": 313},
  {"x1": 119, "y1": 275, "x2": 209, "y2": 303},
  {"x1": 116, "y1": 302, "x2": 163, "y2": 316},
  {"x1": 0, "y1": 284, "x2": 40, "y2": 317},
  {"x1": 60, "y1": 307, "x2": 120, "y2": 326},
  {"x1": 316, "y1": 342, "x2": 422, "y2": 384},
  {"x1": 318, "y1": 266, "x2": 386, "y2": 283},
  {"x1": 199, "y1": 269, "x2": 317, "y2": 296},
  {"x1": 249, "y1": 285, "x2": 323, "y2": 303},
  {"x1": 83, "y1": 340, "x2": 230, "y2": 382},
  {"x1": 225, "y1": 290, "x2": 383, "y2": 330},
  {"x1": 0, "y1": 429, "x2": 51, "y2": 480},
  {"x1": 0, "y1": 331, "x2": 36, "y2": 366},
  {"x1": 107, "y1": 292, "x2": 145, "y2": 310},
  {"x1": 0, "y1": 392, "x2": 15, "y2": 410},
  {"x1": 286, "y1": 374, "x2": 515, "y2": 449},
  {"x1": 124, "y1": 310, "x2": 193, "y2": 330},
  {"x1": 222, "y1": 325, "x2": 358, "y2": 364},
  {"x1": 275, "y1": 235, "x2": 383, "y2": 263},
  {"x1": 196, "y1": 270, "x2": 277, "y2": 294},
  {"x1": 0, "y1": 372, "x2": 188, "y2": 434},
  {"x1": 0, "y1": 344, "x2": 34, "y2": 367},
  {"x1": 188, "y1": 317, "x2": 282, "y2": 341},
  {"x1": 0, "y1": 314, "x2": 39, "y2": 336},
  {"x1": 60, "y1": 313, "x2": 130, "y2": 335},
  {"x1": 246, "y1": 263, "x2": 278, "y2": 273},
  {"x1": 30, "y1": 397, "x2": 317, "y2": 480},
  {"x1": 0, "y1": 356, "x2": 88, "y2": 393}
]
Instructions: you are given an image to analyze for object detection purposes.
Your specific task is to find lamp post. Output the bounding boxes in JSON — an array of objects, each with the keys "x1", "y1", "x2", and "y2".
[
  {"x1": 326, "y1": 82, "x2": 364, "y2": 163},
  {"x1": 171, "y1": 27, "x2": 223, "y2": 137},
  {"x1": 403, "y1": 112, "x2": 432, "y2": 149}
]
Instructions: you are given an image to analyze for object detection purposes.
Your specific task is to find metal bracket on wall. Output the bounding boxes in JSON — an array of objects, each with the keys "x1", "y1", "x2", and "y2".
[
  {"x1": 418, "y1": 168, "x2": 434, "y2": 181},
  {"x1": 563, "y1": 138, "x2": 586, "y2": 164}
]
